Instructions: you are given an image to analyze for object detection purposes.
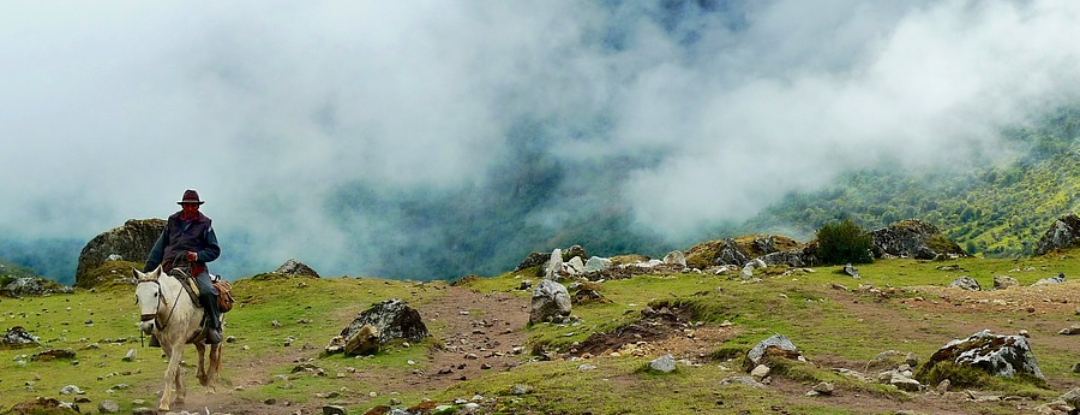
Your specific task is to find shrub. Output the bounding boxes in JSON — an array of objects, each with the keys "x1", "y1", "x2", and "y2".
[{"x1": 815, "y1": 219, "x2": 873, "y2": 265}]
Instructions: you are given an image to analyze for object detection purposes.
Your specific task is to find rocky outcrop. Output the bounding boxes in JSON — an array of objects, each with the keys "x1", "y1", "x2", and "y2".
[
  {"x1": 1035, "y1": 214, "x2": 1080, "y2": 255},
  {"x1": 274, "y1": 259, "x2": 321, "y2": 278},
  {"x1": 326, "y1": 299, "x2": 428, "y2": 355},
  {"x1": 76, "y1": 219, "x2": 165, "y2": 288},
  {"x1": 1, "y1": 277, "x2": 69, "y2": 297},
  {"x1": 919, "y1": 330, "x2": 1044, "y2": 381},
  {"x1": 685, "y1": 235, "x2": 806, "y2": 269},
  {"x1": 869, "y1": 220, "x2": 967, "y2": 260}
]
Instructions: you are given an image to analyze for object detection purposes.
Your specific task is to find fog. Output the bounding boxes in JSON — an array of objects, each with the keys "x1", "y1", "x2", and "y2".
[{"x1": 3, "y1": 1, "x2": 1080, "y2": 280}]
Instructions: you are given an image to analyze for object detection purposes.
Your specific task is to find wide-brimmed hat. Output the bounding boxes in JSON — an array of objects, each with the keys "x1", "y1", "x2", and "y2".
[{"x1": 177, "y1": 189, "x2": 205, "y2": 205}]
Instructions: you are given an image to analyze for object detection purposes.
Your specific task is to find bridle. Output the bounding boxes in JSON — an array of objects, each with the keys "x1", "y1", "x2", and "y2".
[{"x1": 137, "y1": 276, "x2": 182, "y2": 331}]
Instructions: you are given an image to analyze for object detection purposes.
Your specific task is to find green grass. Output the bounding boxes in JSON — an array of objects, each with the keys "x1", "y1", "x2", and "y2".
[{"x1": 5, "y1": 252, "x2": 1080, "y2": 414}]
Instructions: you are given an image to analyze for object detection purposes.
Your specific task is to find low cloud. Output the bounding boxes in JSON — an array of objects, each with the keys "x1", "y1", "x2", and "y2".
[{"x1": 2, "y1": 1, "x2": 1079, "y2": 280}]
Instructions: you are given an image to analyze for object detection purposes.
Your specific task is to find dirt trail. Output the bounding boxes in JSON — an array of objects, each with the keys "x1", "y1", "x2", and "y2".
[{"x1": 166, "y1": 285, "x2": 531, "y2": 415}]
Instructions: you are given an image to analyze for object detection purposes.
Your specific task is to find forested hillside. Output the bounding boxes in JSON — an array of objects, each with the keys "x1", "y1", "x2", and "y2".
[{"x1": 742, "y1": 108, "x2": 1080, "y2": 257}]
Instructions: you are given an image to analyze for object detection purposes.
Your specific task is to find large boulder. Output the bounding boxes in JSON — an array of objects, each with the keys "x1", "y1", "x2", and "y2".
[
  {"x1": 919, "y1": 330, "x2": 1044, "y2": 381},
  {"x1": 76, "y1": 219, "x2": 165, "y2": 288},
  {"x1": 869, "y1": 220, "x2": 967, "y2": 260},
  {"x1": 530, "y1": 279, "x2": 572, "y2": 324},
  {"x1": 328, "y1": 299, "x2": 428, "y2": 355},
  {"x1": 1035, "y1": 214, "x2": 1080, "y2": 256},
  {"x1": 274, "y1": 259, "x2": 321, "y2": 278}
]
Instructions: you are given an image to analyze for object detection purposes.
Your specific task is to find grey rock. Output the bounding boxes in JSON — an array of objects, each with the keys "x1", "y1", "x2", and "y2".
[
  {"x1": 663, "y1": 251, "x2": 687, "y2": 268},
  {"x1": 530, "y1": 279, "x2": 572, "y2": 324},
  {"x1": 60, "y1": 384, "x2": 82, "y2": 395},
  {"x1": 649, "y1": 355, "x2": 676, "y2": 373},
  {"x1": 515, "y1": 252, "x2": 550, "y2": 272},
  {"x1": 274, "y1": 259, "x2": 321, "y2": 278},
  {"x1": 1062, "y1": 388, "x2": 1080, "y2": 409},
  {"x1": 1035, "y1": 214, "x2": 1080, "y2": 255},
  {"x1": 2, "y1": 277, "x2": 67, "y2": 297},
  {"x1": 925, "y1": 330, "x2": 1043, "y2": 380},
  {"x1": 950, "y1": 277, "x2": 981, "y2": 291},
  {"x1": 132, "y1": 408, "x2": 156, "y2": 415},
  {"x1": 98, "y1": 400, "x2": 120, "y2": 414},
  {"x1": 843, "y1": 263, "x2": 861, "y2": 279},
  {"x1": 993, "y1": 275, "x2": 1018, "y2": 290},
  {"x1": 511, "y1": 384, "x2": 531, "y2": 395},
  {"x1": 335, "y1": 298, "x2": 428, "y2": 351},
  {"x1": 1036, "y1": 273, "x2": 1066, "y2": 286},
  {"x1": 870, "y1": 220, "x2": 967, "y2": 260},
  {"x1": 76, "y1": 219, "x2": 165, "y2": 287},
  {"x1": 813, "y1": 382, "x2": 835, "y2": 395},
  {"x1": 583, "y1": 257, "x2": 613, "y2": 273},
  {"x1": 322, "y1": 405, "x2": 347, "y2": 415},
  {"x1": 122, "y1": 349, "x2": 136, "y2": 362},
  {"x1": 748, "y1": 334, "x2": 799, "y2": 366},
  {"x1": 545, "y1": 248, "x2": 564, "y2": 279},
  {"x1": 750, "y1": 364, "x2": 770, "y2": 379},
  {"x1": 719, "y1": 376, "x2": 766, "y2": 388},
  {"x1": 106, "y1": 254, "x2": 123, "y2": 261},
  {"x1": 1, "y1": 326, "x2": 40, "y2": 348}
]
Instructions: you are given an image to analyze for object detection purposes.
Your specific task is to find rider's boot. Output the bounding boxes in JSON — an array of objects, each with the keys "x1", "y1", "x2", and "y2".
[{"x1": 202, "y1": 293, "x2": 223, "y2": 345}]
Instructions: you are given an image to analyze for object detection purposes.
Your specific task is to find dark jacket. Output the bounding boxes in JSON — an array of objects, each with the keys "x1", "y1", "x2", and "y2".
[{"x1": 143, "y1": 212, "x2": 221, "y2": 274}]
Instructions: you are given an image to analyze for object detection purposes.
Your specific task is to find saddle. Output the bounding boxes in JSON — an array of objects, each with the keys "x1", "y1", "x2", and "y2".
[{"x1": 167, "y1": 267, "x2": 203, "y2": 308}]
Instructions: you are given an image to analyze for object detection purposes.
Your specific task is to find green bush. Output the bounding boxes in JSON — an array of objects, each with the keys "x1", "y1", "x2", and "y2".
[{"x1": 815, "y1": 219, "x2": 873, "y2": 265}]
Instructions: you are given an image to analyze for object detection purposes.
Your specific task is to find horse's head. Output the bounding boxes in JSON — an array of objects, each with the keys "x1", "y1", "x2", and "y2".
[{"x1": 133, "y1": 267, "x2": 164, "y2": 334}]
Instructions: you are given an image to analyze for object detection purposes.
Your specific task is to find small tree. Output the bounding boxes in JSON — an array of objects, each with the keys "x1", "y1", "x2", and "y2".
[{"x1": 815, "y1": 219, "x2": 873, "y2": 265}]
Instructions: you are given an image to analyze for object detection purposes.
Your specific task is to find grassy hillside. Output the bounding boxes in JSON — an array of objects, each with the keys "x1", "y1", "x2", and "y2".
[
  {"x1": 5, "y1": 253, "x2": 1080, "y2": 414},
  {"x1": 742, "y1": 108, "x2": 1080, "y2": 257}
]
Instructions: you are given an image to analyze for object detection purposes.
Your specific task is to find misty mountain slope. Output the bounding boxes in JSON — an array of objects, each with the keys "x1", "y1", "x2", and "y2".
[{"x1": 741, "y1": 108, "x2": 1080, "y2": 257}]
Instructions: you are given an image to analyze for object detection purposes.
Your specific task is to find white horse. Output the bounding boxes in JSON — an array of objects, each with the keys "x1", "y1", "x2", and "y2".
[{"x1": 133, "y1": 266, "x2": 222, "y2": 412}]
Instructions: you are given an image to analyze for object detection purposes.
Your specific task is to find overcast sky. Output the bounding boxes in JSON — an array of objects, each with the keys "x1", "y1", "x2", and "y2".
[{"x1": 3, "y1": 1, "x2": 1080, "y2": 279}]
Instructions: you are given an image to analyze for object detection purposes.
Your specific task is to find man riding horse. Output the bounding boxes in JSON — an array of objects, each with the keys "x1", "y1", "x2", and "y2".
[{"x1": 143, "y1": 189, "x2": 223, "y2": 345}]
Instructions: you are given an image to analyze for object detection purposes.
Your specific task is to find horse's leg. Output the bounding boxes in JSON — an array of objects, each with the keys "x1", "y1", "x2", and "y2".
[
  {"x1": 206, "y1": 343, "x2": 221, "y2": 393},
  {"x1": 196, "y1": 342, "x2": 208, "y2": 387},
  {"x1": 174, "y1": 341, "x2": 187, "y2": 406},
  {"x1": 159, "y1": 341, "x2": 184, "y2": 411}
]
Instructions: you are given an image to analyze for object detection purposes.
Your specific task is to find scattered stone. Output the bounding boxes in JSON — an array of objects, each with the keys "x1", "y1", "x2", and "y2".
[
  {"x1": 1, "y1": 326, "x2": 40, "y2": 348},
  {"x1": 936, "y1": 379, "x2": 951, "y2": 393},
  {"x1": 98, "y1": 400, "x2": 120, "y2": 414},
  {"x1": 993, "y1": 275, "x2": 1018, "y2": 290},
  {"x1": 663, "y1": 251, "x2": 687, "y2": 267},
  {"x1": 719, "y1": 376, "x2": 766, "y2": 388},
  {"x1": 323, "y1": 405, "x2": 347, "y2": 415},
  {"x1": 751, "y1": 364, "x2": 770, "y2": 380},
  {"x1": 511, "y1": 384, "x2": 531, "y2": 395},
  {"x1": 747, "y1": 334, "x2": 801, "y2": 369},
  {"x1": 132, "y1": 408, "x2": 155, "y2": 415},
  {"x1": 32, "y1": 349, "x2": 76, "y2": 361},
  {"x1": 60, "y1": 385, "x2": 83, "y2": 395},
  {"x1": 843, "y1": 263, "x2": 861, "y2": 279},
  {"x1": 1060, "y1": 325, "x2": 1080, "y2": 335},
  {"x1": 122, "y1": 349, "x2": 136, "y2": 362},
  {"x1": 1036, "y1": 273, "x2": 1066, "y2": 286},
  {"x1": 812, "y1": 382, "x2": 834, "y2": 395},
  {"x1": 949, "y1": 276, "x2": 980, "y2": 291},
  {"x1": 649, "y1": 355, "x2": 676, "y2": 373}
]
